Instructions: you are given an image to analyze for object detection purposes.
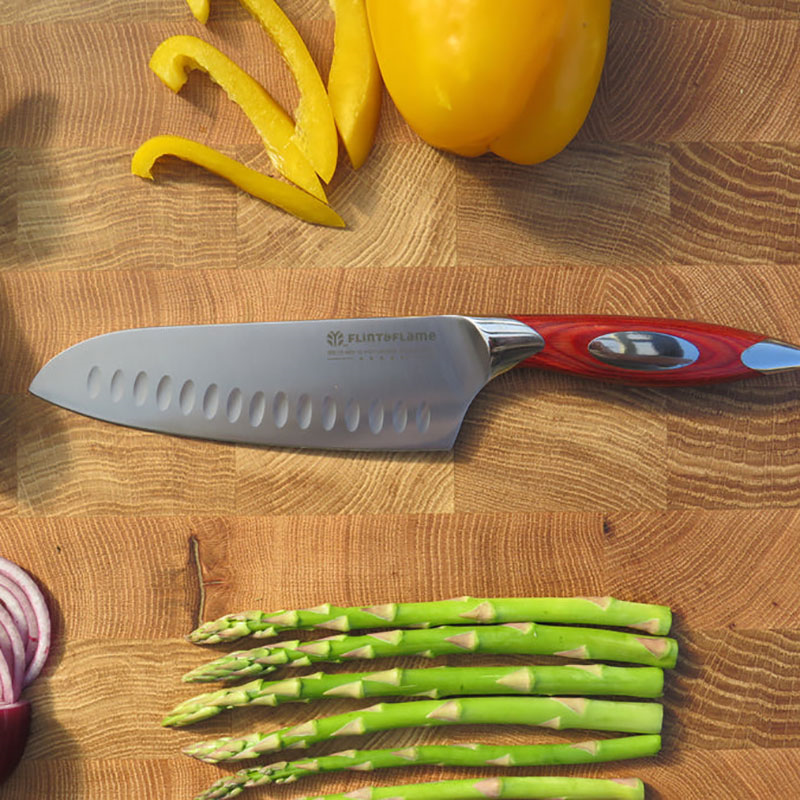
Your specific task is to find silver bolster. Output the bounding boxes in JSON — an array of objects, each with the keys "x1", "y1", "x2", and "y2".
[
  {"x1": 740, "y1": 339, "x2": 800, "y2": 372},
  {"x1": 466, "y1": 317, "x2": 545, "y2": 378},
  {"x1": 587, "y1": 331, "x2": 700, "y2": 371}
]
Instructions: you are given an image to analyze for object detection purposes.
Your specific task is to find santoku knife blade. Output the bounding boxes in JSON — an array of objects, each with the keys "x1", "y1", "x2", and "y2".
[{"x1": 28, "y1": 314, "x2": 800, "y2": 451}]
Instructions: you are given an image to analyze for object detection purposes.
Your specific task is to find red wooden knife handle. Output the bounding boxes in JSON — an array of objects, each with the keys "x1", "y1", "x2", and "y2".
[{"x1": 510, "y1": 314, "x2": 767, "y2": 386}]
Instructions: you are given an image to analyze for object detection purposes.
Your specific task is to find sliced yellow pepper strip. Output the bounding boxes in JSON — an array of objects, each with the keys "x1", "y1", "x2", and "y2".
[
  {"x1": 327, "y1": 0, "x2": 382, "y2": 169},
  {"x1": 149, "y1": 35, "x2": 326, "y2": 203},
  {"x1": 233, "y1": 0, "x2": 339, "y2": 184},
  {"x1": 131, "y1": 135, "x2": 345, "y2": 228},
  {"x1": 490, "y1": 0, "x2": 612, "y2": 164},
  {"x1": 185, "y1": 0, "x2": 210, "y2": 24}
]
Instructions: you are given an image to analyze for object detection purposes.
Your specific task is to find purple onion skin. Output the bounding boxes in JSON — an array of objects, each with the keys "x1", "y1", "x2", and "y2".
[
  {"x1": 0, "y1": 558, "x2": 51, "y2": 688},
  {"x1": 0, "y1": 700, "x2": 30, "y2": 785}
]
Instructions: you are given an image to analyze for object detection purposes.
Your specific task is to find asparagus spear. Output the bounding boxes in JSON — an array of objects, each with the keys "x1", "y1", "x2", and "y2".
[
  {"x1": 194, "y1": 735, "x2": 661, "y2": 798},
  {"x1": 188, "y1": 596, "x2": 671, "y2": 643},
  {"x1": 183, "y1": 696, "x2": 663, "y2": 763},
  {"x1": 183, "y1": 623, "x2": 678, "y2": 683},
  {"x1": 165, "y1": 664, "x2": 664, "y2": 727},
  {"x1": 288, "y1": 776, "x2": 646, "y2": 800}
]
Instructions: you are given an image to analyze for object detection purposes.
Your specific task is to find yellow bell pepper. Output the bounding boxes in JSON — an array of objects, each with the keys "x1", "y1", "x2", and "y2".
[
  {"x1": 365, "y1": 0, "x2": 611, "y2": 163},
  {"x1": 131, "y1": 135, "x2": 345, "y2": 227},
  {"x1": 327, "y1": 0, "x2": 383, "y2": 169},
  {"x1": 185, "y1": 0, "x2": 209, "y2": 24},
  {"x1": 149, "y1": 35, "x2": 326, "y2": 202},
  {"x1": 490, "y1": 0, "x2": 612, "y2": 164}
]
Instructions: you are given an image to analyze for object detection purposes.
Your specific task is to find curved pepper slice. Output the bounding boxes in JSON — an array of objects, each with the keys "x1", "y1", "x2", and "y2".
[
  {"x1": 188, "y1": 0, "x2": 338, "y2": 184},
  {"x1": 490, "y1": 0, "x2": 611, "y2": 164},
  {"x1": 149, "y1": 35, "x2": 326, "y2": 202},
  {"x1": 131, "y1": 135, "x2": 345, "y2": 228},
  {"x1": 327, "y1": 0, "x2": 382, "y2": 169},
  {"x1": 185, "y1": 0, "x2": 210, "y2": 24}
]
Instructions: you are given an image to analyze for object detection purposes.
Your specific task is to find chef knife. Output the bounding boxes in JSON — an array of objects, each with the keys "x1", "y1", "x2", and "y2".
[{"x1": 28, "y1": 314, "x2": 800, "y2": 451}]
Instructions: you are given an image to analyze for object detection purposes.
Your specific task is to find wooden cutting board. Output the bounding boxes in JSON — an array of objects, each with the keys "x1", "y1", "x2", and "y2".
[{"x1": 2, "y1": 1, "x2": 799, "y2": 798}]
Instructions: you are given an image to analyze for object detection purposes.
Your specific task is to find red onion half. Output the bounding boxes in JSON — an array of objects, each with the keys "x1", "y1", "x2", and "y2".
[
  {"x1": 0, "y1": 557, "x2": 51, "y2": 786},
  {"x1": 0, "y1": 558, "x2": 50, "y2": 687},
  {"x1": 0, "y1": 646, "x2": 14, "y2": 706},
  {"x1": 0, "y1": 576, "x2": 37, "y2": 663},
  {"x1": 0, "y1": 605, "x2": 24, "y2": 700},
  {"x1": 0, "y1": 701, "x2": 31, "y2": 784}
]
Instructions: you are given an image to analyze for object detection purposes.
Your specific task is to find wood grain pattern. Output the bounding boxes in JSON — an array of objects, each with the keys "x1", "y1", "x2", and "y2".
[
  {"x1": 671, "y1": 143, "x2": 800, "y2": 265},
  {"x1": 590, "y1": 19, "x2": 800, "y2": 142},
  {"x1": 3, "y1": 0, "x2": 800, "y2": 797},
  {"x1": 16, "y1": 147, "x2": 239, "y2": 271},
  {"x1": 2, "y1": 513, "x2": 799, "y2": 798},
  {"x1": 605, "y1": 510, "x2": 800, "y2": 629},
  {"x1": 455, "y1": 144, "x2": 671, "y2": 268}
]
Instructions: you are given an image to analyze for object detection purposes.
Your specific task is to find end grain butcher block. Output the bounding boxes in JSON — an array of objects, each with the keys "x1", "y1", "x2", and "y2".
[{"x1": 1, "y1": 1, "x2": 800, "y2": 799}]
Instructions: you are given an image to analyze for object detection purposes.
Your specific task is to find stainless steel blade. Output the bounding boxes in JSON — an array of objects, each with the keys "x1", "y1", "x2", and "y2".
[{"x1": 28, "y1": 316, "x2": 543, "y2": 451}]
